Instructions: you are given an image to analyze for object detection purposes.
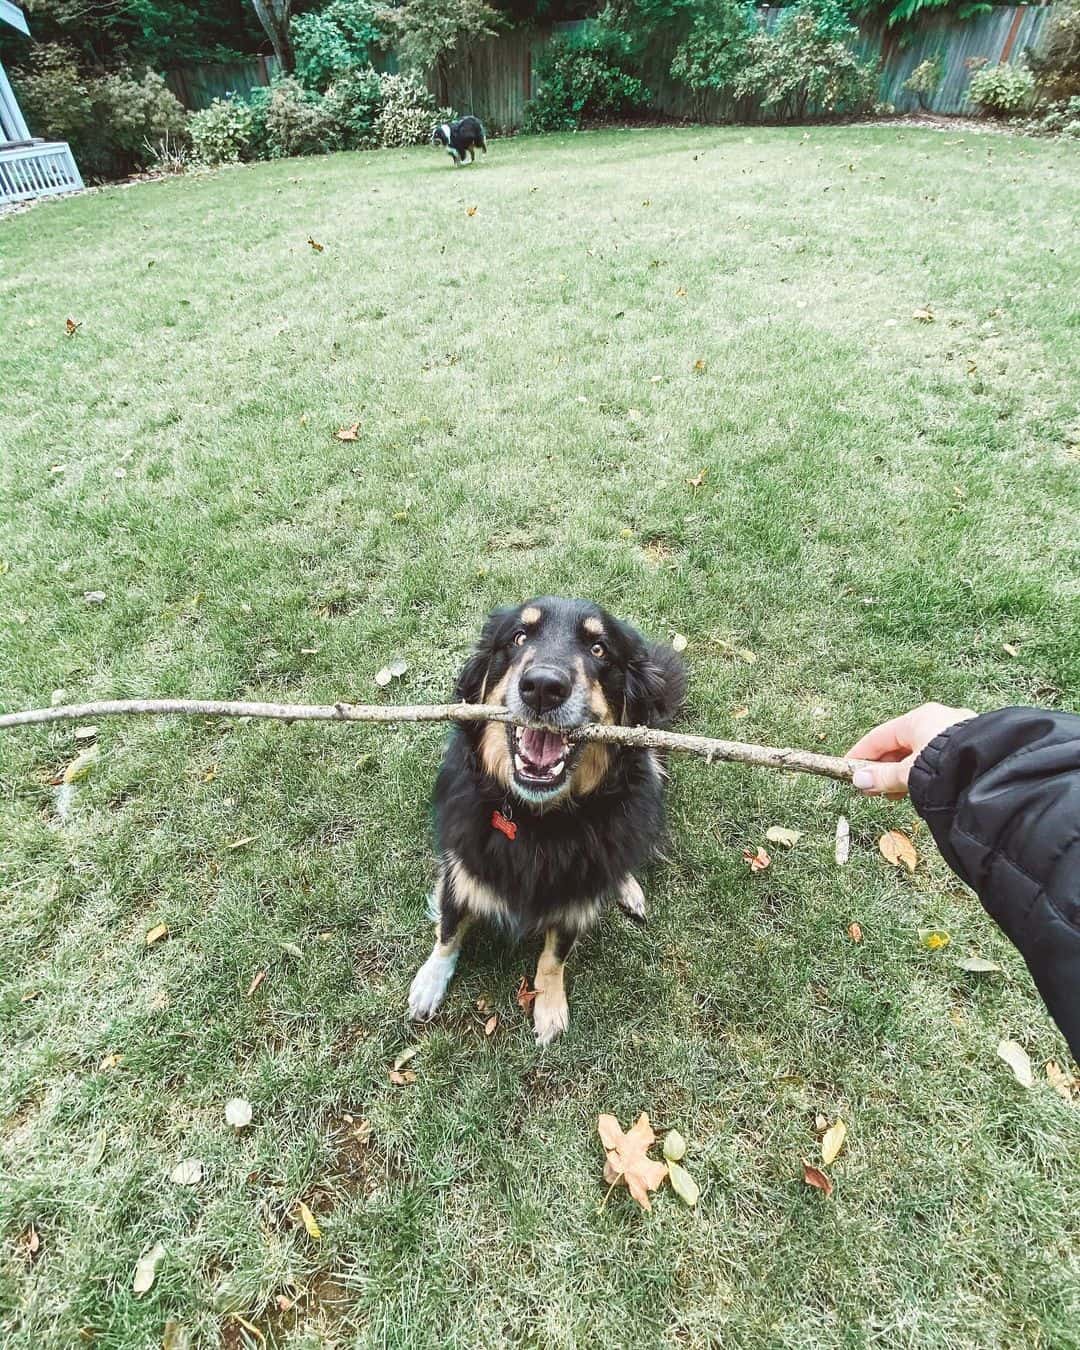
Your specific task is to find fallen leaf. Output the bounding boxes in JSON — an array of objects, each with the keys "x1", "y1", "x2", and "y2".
[
  {"x1": 732, "y1": 705, "x2": 749, "y2": 719},
  {"x1": 225, "y1": 1098, "x2": 253, "y2": 1129},
  {"x1": 202, "y1": 765, "x2": 216, "y2": 782},
  {"x1": 99, "y1": 1052, "x2": 123, "y2": 1071},
  {"x1": 686, "y1": 467, "x2": 708, "y2": 488},
  {"x1": 87, "y1": 1127, "x2": 107, "y2": 1168},
  {"x1": 802, "y1": 1161, "x2": 833, "y2": 1197},
  {"x1": 912, "y1": 306, "x2": 934, "y2": 322},
  {"x1": 84, "y1": 590, "x2": 106, "y2": 604},
  {"x1": 667, "y1": 1160, "x2": 699, "y2": 1206},
  {"x1": 388, "y1": 658, "x2": 408, "y2": 678},
  {"x1": 170, "y1": 1157, "x2": 203, "y2": 1186},
  {"x1": 65, "y1": 316, "x2": 82, "y2": 336},
  {"x1": 997, "y1": 1038, "x2": 1034, "y2": 1088},
  {"x1": 145, "y1": 923, "x2": 169, "y2": 948},
  {"x1": 274, "y1": 1295, "x2": 294, "y2": 1314},
  {"x1": 393, "y1": 1045, "x2": 420, "y2": 1071},
  {"x1": 63, "y1": 748, "x2": 97, "y2": 784},
  {"x1": 17, "y1": 1225, "x2": 41, "y2": 1262},
  {"x1": 388, "y1": 1068, "x2": 417, "y2": 1085},
  {"x1": 821, "y1": 1118, "x2": 847, "y2": 1166},
  {"x1": 20, "y1": 989, "x2": 41, "y2": 1003},
  {"x1": 279, "y1": 941, "x2": 303, "y2": 959},
  {"x1": 73, "y1": 725, "x2": 98, "y2": 742},
  {"x1": 132, "y1": 1243, "x2": 166, "y2": 1296},
  {"x1": 956, "y1": 955, "x2": 1002, "y2": 973},
  {"x1": 307, "y1": 236, "x2": 324, "y2": 251},
  {"x1": 814, "y1": 1114, "x2": 828, "y2": 1133},
  {"x1": 766, "y1": 826, "x2": 801, "y2": 848},
  {"x1": 835, "y1": 816, "x2": 851, "y2": 865},
  {"x1": 374, "y1": 667, "x2": 393, "y2": 687},
  {"x1": 743, "y1": 846, "x2": 771, "y2": 873},
  {"x1": 163, "y1": 1319, "x2": 190, "y2": 1350},
  {"x1": 227, "y1": 836, "x2": 255, "y2": 850},
  {"x1": 693, "y1": 359, "x2": 707, "y2": 373},
  {"x1": 466, "y1": 205, "x2": 477, "y2": 217},
  {"x1": 484, "y1": 1014, "x2": 498, "y2": 1036},
  {"x1": 296, "y1": 1201, "x2": 322, "y2": 1239},
  {"x1": 879, "y1": 830, "x2": 917, "y2": 872},
  {"x1": 671, "y1": 633, "x2": 688, "y2": 653},
  {"x1": 1002, "y1": 643, "x2": 1019, "y2": 657},
  {"x1": 476, "y1": 996, "x2": 492, "y2": 1014},
  {"x1": 675, "y1": 286, "x2": 687, "y2": 298},
  {"x1": 663, "y1": 1129, "x2": 686, "y2": 1162},
  {"x1": 847, "y1": 921, "x2": 863, "y2": 943},
  {"x1": 919, "y1": 929, "x2": 951, "y2": 951},
  {"x1": 516, "y1": 976, "x2": 537, "y2": 1013},
  {"x1": 1046, "y1": 1060, "x2": 1077, "y2": 1102},
  {"x1": 335, "y1": 422, "x2": 360, "y2": 442},
  {"x1": 598, "y1": 1112, "x2": 668, "y2": 1211}
]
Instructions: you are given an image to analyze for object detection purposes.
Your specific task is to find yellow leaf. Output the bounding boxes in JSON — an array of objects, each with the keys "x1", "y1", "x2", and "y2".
[
  {"x1": 466, "y1": 205, "x2": 477, "y2": 217},
  {"x1": 484, "y1": 1013, "x2": 498, "y2": 1036},
  {"x1": 63, "y1": 748, "x2": 97, "y2": 784},
  {"x1": 919, "y1": 929, "x2": 951, "y2": 951},
  {"x1": 132, "y1": 1242, "x2": 165, "y2": 1296},
  {"x1": 675, "y1": 286, "x2": 687, "y2": 298},
  {"x1": 335, "y1": 422, "x2": 360, "y2": 442},
  {"x1": 296, "y1": 1201, "x2": 322, "y2": 1240},
  {"x1": 686, "y1": 467, "x2": 708, "y2": 488},
  {"x1": 99, "y1": 1052, "x2": 123, "y2": 1071},
  {"x1": 766, "y1": 826, "x2": 801, "y2": 848},
  {"x1": 1046, "y1": 1060, "x2": 1076, "y2": 1102},
  {"x1": 997, "y1": 1039, "x2": 1034, "y2": 1088},
  {"x1": 879, "y1": 830, "x2": 917, "y2": 872},
  {"x1": 307, "y1": 236, "x2": 323, "y2": 252},
  {"x1": 693, "y1": 359, "x2": 706, "y2": 373},
  {"x1": 145, "y1": 923, "x2": 169, "y2": 948},
  {"x1": 668, "y1": 1161, "x2": 699, "y2": 1206},
  {"x1": 821, "y1": 1118, "x2": 847, "y2": 1166},
  {"x1": 663, "y1": 1129, "x2": 686, "y2": 1162}
]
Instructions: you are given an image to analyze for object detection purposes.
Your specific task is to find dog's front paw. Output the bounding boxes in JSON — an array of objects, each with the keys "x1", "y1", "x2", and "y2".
[
  {"x1": 532, "y1": 987, "x2": 569, "y2": 1046},
  {"x1": 408, "y1": 950, "x2": 458, "y2": 1021}
]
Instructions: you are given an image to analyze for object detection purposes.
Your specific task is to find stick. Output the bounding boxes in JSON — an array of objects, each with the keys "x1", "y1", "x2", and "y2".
[{"x1": 0, "y1": 698, "x2": 866, "y2": 783}]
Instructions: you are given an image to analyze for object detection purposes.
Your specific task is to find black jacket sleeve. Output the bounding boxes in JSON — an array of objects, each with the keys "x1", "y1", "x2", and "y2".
[{"x1": 908, "y1": 707, "x2": 1080, "y2": 1061}]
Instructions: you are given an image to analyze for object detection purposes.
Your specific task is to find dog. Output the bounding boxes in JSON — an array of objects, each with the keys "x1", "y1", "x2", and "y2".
[
  {"x1": 431, "y1": 115, "x2": 487, "y2": 166},
  {"x1": 408, "y1": 597, "x2": 686, "y2": 1044}
]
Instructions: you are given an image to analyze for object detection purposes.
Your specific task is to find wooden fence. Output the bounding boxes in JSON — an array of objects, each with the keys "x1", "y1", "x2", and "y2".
[{"x1": 165, "y1": 5, "x2": 1056, "y2": 128}]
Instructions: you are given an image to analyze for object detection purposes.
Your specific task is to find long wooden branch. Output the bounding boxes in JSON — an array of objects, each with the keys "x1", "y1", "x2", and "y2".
[{"x1": 0, "y1": 698, "x2": 866, "y2": 782}]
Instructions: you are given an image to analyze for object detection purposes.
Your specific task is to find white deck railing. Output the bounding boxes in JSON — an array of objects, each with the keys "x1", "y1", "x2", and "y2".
[{"x1": 0, "y1": 140, "x2": 83, "y2": 205}]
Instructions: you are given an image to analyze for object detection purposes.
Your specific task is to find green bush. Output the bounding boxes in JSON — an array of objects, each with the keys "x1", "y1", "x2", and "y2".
[
  {"x1": 1028, "y1": 0, "x2": 1080, "y2": 102},
  {"x1": 968, "y1": 61, "x2": 1035, "y2": 115},
  {"x1": 292, "y1": 0, "x2": 385, "y2": 92},
  {"x1": 322, "y1": 66, "x2": 385, "y2": 148},
  {"x1": 903, "y1": 54, "x2": 944, "y2": 108},
  {"x1": 733, "y1": 0, "x2": 877, "y2": 121},
  {"x1": 372, "y1": 71, "x2": 440, "y2": 147},
  {"x1": 670, "y1": 0, "x2": 757, "y2": 100},
  {"x1": 12, "y1": 44, "x2": 187, "y2": 179},
  {"x1": 1021, "y1": 93, "x2": 1080, "y2": 137},
  {"x1": 188, "y1": 96, "x2": 257, "y2": 163},
  {"x1": 523, "y1": 30, "x2": 651, "y2": 132},
  {"x1": 261, "y1": 76, "x2": 339, "y2": 157}
]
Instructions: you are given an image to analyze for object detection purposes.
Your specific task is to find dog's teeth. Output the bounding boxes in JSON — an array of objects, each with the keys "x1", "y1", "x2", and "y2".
[
  {"x1": 514, "y1": 753, "x2": 526, "y2": 773},
  {"x1": 551, "y1": 759, "x2": 564, "y2": 774}
]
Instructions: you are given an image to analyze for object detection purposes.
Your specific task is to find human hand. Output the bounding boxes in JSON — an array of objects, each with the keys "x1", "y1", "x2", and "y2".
[{"x1": 846, "y1": 702, "x2": 976, "y2": 798}]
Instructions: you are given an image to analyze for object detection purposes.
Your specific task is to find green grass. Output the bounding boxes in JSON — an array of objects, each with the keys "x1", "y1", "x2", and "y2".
[{"x1": 2, "y1": 125, "x2": 1079, "y2": 1349}]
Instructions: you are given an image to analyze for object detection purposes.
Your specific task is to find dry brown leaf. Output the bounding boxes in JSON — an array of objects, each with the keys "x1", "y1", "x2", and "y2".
[
  {"x1": 821, "y1": 1118, "x2": 847, "y2": 1166},
  {"x1": 170, "y1": 1157, "x2": 203, "y2": 1186},
  {"x1": 693, "y1": 359, "x2": 707, "y2": 373},
  {"x1": 1002, "y1": 643, "x2": 1019, "y2": 658},
  {"x1": 65, "y1": 316, "x2": 82, "y2": 336},
  {"x1": 814, "y1": 1114, "x2": 828, "y2": 1133},
  {"x1": 17, "y1": 1225, "x2": 41, "y2": 1263},
  {"x1": 766, "y1": 826, "x2": 801, "y2": 848},
  {"x1": 848, "y1": 922, "x2": 863, "y2": 943},
  {"x1": 484, "y1": 1014, "x2": 498, "y2": 1037},
  {"x1": 686, "y1": 467, "x2": 708, "y2": 488},
  {"x1": 246, "y1": 969, "x2": 267, "y2": 997},
  {"x1": 388, "y1": 1068, "x2": 417, "y2": 1086},
  {"x1": 99, "y1": 1052, "x2": 123, "y2": 1071},
  {"x1": 21, "y1": 989, "x2": 42, "y2": 1003},
  {"x1": 671, "y1": 633, "x2": 688, "y2": 653},
  {"x1": 145, "y1": 923, "x2": 169, "y2": 948},
  {"x1": 835, "y1": 816, "x2": 850, "y2": 866},
  {"x1": 598, "y1": 1112, "x2": 668, "y2": 1211},
  {"x1": 997, "y1": 1038, "x2": 1034, "y2": 1088},
  {"x1": 466, "y1": 205, "x2": 477, "y2": 217},
  {"x1": 275, "y1": 1295, "x2": 294, "y2": 1313},
  {"x1": 476, "y1": 996, "x2": 492, "y2": 1014},
  {"x1": 802, "y1": 1161, "x2": 833, "y2": 1197},
  {"x1": 307, "y1": 236, "x2": 324, "y2": 252},
  {"x1": 912, "y1": 306, "x2": 934, "y2": 322},
  {"x1": 879, "y1": 830, "x2": 917, "y2": 872},
  {"x1": 743, "y1": 846, "x2": 771, "y2": 873},
  {"x1": 132, "y1": 1242, "x2": 165, "y2": 1296},
  {"x1": 335, "y1": 422, "x2": 360, "y2": 442},
  {"x1": 516, "y1": 976, "x2": 537, "y2": 1013},
  {"x1": 227, "y1": 835, "x2": 256, "y2": 851},
  {"x1": 1046, "y1": 1060, "x2": 1077, "y2": 1102},
  {"x1": 732, "y1": 705, "x2": 749, "y2": 719}
]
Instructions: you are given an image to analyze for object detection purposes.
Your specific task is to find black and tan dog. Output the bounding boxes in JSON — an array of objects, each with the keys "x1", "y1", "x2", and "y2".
[{"x1": 408, "y1": 597, "x2": 685, "y2": 1044}]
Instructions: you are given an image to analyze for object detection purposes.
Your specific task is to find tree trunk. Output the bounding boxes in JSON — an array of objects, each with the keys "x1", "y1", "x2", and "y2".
[{"x1": 251, "y1": 0, "x2": 295, "y2": 74}]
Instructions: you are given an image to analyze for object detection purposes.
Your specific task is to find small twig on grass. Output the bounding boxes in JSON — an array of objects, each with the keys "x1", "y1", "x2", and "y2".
[{"x1": 0, "y1": 699, "x2": 867, "y2": 783}]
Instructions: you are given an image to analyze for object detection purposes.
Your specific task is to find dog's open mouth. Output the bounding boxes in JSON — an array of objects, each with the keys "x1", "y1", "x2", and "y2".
[{"x1": 509, "y1": 725, "x2": 575, "y2": 792}]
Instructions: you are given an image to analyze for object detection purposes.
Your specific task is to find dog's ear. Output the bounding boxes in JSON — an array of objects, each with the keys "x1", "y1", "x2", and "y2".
[
  {"x1": 453, "y1": 605, "x2": 517, "y2": 704},
  {"x1": 624, "y1": 641, "x2": 687, "y2": 728}
]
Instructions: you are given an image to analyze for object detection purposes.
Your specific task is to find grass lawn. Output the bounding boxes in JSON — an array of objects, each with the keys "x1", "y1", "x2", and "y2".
[{"x1": 2, "y1": 124, "x2": 1079, "y2": 1349}]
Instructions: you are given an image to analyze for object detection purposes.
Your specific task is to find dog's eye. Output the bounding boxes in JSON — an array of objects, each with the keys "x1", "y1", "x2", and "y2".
[
  {"x1": 513, "y1": 630, "x2": 528, "y2": 647},
  {"x1": 590, "y1": 642, "x2": 607, "y2": 660}
]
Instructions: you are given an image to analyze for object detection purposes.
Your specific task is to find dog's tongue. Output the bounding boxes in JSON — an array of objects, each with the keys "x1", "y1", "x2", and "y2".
[{"x1": 521, "y1": 728, "x2": 565, "y2": 768}]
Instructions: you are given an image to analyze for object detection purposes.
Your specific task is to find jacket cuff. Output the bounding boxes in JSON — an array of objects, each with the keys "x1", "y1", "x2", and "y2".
[{"x1": 909, "y1": 716, "x2": 977, "y2": 815}]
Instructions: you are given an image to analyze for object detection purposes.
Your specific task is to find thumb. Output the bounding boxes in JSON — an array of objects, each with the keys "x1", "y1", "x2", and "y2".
[{"x1": 851, "y1": 757, "x2": 912, "y2": 797}]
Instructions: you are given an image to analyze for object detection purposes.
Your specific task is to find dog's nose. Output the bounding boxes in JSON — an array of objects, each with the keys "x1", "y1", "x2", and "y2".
[{"x1": 519, "y1": 665, "x2": 572, "y2": 715}]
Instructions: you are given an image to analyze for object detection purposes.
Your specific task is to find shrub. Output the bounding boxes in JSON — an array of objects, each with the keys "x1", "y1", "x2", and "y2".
[
  {"x1": 733, "y1": 0, "x2": 877, "y2": 121},
  {"x1": 372, "y1": 71, "x2": 440, "y2": 147},
  {"x1": 11, "y1": 45, "x2": 187, "y2": 179},
  {"x1": 670, "y1": 0, "x2": 757, "y2": 100},
  {"x1": 968, "y1": 61, "x2": 1035, "y2": 115},
  {"x1": 1028, "y1": 0, "x2": 1080, "y2": 102},
  {"x1": 380, "y1": 0, "x2": 503, "y2": 106},
  {"x1": 903, "y1": 54, "x2": 944, "y2": 108},
  {"x1": 1021, "y1": 94, "x2": 1080, "y2": 137},
  {"x1": 188, "y1": 96, "x2": 257, "y2": 163},
  {"x1": 261, "y1": 76, "x2": 339, "y2": 157},
  {"x1": 321, "y1": 66, "x2": 384, "y2": 148},
  {"x1": 523, "y1": 29, "x2": 651, "y2": 132},
  {"x1": 292, "y1": 0, "x2": 386, "y2": 92}
]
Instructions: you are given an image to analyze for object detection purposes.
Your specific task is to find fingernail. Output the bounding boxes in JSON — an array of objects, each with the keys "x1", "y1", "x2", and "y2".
[{"x1": 852, "y1": 770, "x2": 875, "y2": 791}]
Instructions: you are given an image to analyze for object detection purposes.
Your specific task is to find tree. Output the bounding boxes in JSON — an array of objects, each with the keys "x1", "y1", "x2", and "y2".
[
  {"x1": 380, "y1": 0, "x2": 503, "y2": 105},
  {"x1": 250, "y1": 0, "x2": 295, "y2": 71}
]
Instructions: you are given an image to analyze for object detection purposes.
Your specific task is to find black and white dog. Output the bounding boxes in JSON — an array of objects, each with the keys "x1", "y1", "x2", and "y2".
[
  {"x1": 408, "y1": 597, "x2": 686, "y2": 1044},
  {"x1": 432, "y1": 115, "x2": 487, "y2": 166}
]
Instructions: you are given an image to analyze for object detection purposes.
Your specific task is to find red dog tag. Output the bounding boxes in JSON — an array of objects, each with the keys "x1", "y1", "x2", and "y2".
[{"x1": 491, "y1": 810, "x2": 517, "y2": 841}]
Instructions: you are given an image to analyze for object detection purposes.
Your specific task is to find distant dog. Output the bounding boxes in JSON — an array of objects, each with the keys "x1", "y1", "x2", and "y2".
[
  {"x1": 408, "y1": 597, "x2": 686, "y2": 1044},
  {"x1": 432, "y1": 115, "x2": 487, "y2": 166}
]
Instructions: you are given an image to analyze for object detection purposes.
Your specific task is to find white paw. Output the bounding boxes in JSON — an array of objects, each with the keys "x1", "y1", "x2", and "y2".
[
  {"x1": 533, "y1": 990, "x2": 569, "y2": 1046},
  {"x1": 408, "y1": 950, "x2": 458, "y2": 1021}
]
